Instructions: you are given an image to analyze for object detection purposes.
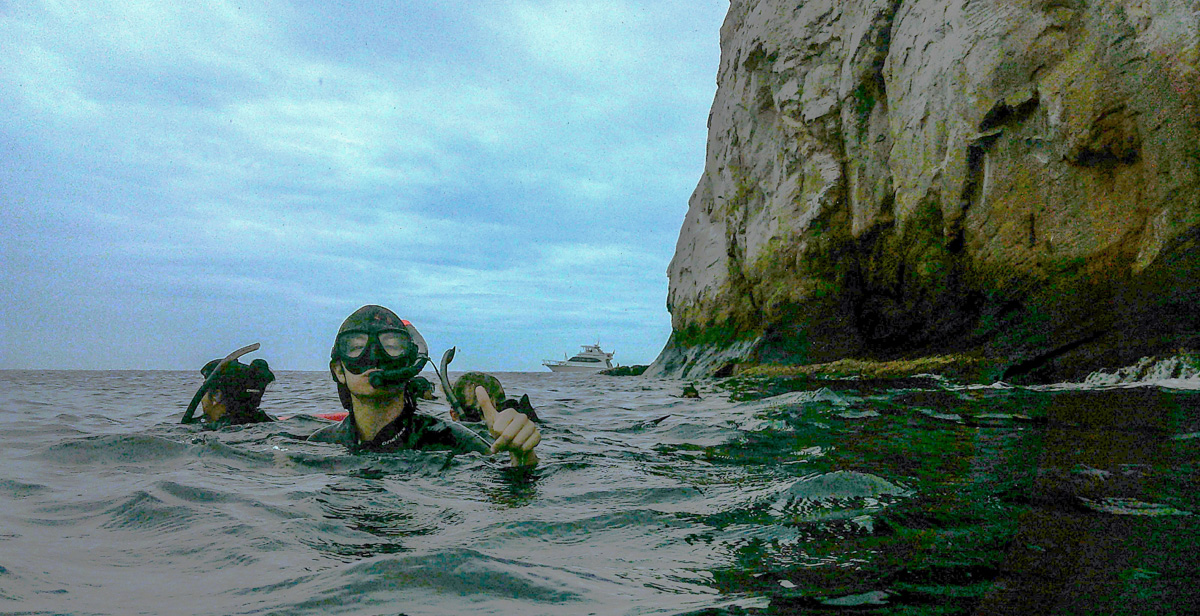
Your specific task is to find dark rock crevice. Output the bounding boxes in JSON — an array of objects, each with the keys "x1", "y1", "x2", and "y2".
[
  {"x1": 1000, "y1": 331, "x2": 1107, "y2": 381},
  {"x1": 979, "y1": 92, "x2": 1041, "y2": 133},
  {"x1": 1066, "y1": 104, "x2": 1141, "y2": 168}
]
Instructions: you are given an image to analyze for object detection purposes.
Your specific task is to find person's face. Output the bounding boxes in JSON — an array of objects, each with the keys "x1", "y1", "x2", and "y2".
[
  {"x1": 201, "y1": 390, "x2": 227, "y2": 422},
  {"x1": 449, "y1": 385, "x2": 486, "y2": 422},
  {"x1": 459, "y1": 386, "x2": 479, "y2": 409}
]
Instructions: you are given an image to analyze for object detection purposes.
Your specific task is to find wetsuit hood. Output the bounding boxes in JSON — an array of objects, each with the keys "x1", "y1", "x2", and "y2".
[{"x1": 331, "y1": 305, "x2": 428, "y2": 361}]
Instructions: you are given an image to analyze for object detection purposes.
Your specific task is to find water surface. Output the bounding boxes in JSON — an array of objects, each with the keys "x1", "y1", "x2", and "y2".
[{"x1": 1, "y1": 369, "x2": 1197, "y2": 615}]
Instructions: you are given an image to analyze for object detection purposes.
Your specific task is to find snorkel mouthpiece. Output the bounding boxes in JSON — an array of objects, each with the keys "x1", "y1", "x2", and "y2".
[{"x1": 367, "y1": 356, "x2": 429, "y2": 389}]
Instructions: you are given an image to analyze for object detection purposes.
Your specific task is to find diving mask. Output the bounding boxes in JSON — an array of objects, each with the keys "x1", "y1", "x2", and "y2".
[
  {"x1": 335, "y1": 328, "x2": 419, "y2": 375},
  {"x1": 331, "y1": 305, "x2": 430, "y2": 390}
]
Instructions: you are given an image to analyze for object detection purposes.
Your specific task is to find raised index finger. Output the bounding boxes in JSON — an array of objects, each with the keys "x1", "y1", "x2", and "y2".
[{"x1": 477, "y1": 386, "x2": 500, "y2": 431}]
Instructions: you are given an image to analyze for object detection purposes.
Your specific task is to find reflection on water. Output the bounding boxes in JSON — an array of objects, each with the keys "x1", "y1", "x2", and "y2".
[{"x1": 0, "y1": 369, "x2": 1197, "y2": 615}]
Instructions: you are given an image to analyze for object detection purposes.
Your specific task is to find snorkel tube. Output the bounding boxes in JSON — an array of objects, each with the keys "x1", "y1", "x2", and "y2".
[
  {"x1": 181, "y1": 343, "x2": 260, "y2": 424},
  {"x1": 367, "y1": 355, "x2": 429, "y2": 389},
  {"x1": 433, "y1": 347, "x2": 468, "y2": 420}
]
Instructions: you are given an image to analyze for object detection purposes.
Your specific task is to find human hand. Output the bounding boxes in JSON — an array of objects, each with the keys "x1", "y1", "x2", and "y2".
[{"x1": 478, "y1": 386, "x2": 540, "y2": 466}]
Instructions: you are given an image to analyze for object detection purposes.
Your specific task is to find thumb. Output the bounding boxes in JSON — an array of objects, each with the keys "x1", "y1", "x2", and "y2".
[{"x1": 477, "y1": 386, "x2": 498, "y2": 430}]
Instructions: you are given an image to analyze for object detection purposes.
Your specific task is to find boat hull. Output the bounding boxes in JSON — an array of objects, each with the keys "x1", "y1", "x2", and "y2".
[{"x1": 544, "y1": 363, "x2": 610, "y2": 373}]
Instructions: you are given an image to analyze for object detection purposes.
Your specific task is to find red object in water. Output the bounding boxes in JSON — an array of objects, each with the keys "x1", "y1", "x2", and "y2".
[{"x1": 313, "y1": 412, "x2": 348, "y2": 421}]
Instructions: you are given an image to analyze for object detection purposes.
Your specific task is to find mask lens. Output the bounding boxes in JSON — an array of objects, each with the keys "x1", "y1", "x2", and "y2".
[
  {"x1": 339, "y1": 333, "x2": 370, "y2": 358},
  {"x1": 377, "y1": 331, "x2": 410, "y2": 359}
]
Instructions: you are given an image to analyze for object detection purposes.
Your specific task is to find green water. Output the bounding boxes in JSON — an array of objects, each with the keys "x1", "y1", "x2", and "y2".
[{"x1": 685, "y1": 377, "x2": 1200, "y2": 615}]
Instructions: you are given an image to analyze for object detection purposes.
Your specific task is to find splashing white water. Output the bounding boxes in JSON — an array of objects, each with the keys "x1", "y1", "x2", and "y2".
[{"x1": 1083, "y1": 355, "x2": 1200, "y2": 389}]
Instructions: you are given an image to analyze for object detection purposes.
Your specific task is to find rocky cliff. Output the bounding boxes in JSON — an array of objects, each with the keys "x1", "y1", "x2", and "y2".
[{"x1": 651, "y1": 0, "x2": 1200, "y2": 382}]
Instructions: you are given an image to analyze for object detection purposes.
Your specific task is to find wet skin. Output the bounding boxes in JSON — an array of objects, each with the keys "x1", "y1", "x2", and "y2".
[
  {"x1": 477, "y1": 386, "x2": 540, "y2": 466},
  {"x1": 201, "y1": 391, "x2": 227, "y2": 423}
]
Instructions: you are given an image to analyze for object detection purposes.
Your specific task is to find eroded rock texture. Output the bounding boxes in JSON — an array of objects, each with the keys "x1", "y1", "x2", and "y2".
[{"x1": 652, "y1": 0, "x2": 1200, "y2": 381}]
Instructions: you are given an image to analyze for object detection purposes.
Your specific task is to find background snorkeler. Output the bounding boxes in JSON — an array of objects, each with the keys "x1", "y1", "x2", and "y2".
[
  {"x1": 449, "y1": 371, "x2": 540, "y2": 423},
  {"x1": 309, "y1": 305, "x2": 541, "y2": 466},
  {"x1": 181, "y1": 343, "x2": 276, "y2": 427}
]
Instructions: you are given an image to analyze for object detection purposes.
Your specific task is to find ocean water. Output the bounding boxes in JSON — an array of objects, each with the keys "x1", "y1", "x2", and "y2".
[{"x1": 1, "y1": 369, "x2": 1198, "y2": 615}]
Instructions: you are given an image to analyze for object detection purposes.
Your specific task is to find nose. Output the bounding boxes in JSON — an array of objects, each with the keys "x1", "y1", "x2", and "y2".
[{"x1": 363, "y1": 341, "x2": 384, "y2": 363}]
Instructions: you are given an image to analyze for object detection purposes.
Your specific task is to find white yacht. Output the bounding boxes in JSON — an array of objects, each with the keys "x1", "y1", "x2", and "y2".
[{"x1": 543, "y1": 343, "x2": 615, "y2": 372}]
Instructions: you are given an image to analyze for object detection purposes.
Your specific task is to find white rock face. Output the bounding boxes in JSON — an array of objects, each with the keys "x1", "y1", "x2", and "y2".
[{"x1": 654, "y1": 0, "x2": 1200, "y2": 379}]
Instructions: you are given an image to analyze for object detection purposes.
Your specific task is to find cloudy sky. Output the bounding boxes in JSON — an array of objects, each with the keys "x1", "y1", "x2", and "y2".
[{"x1": 0, "y1": 0, "x2": 727, "y2": 372}]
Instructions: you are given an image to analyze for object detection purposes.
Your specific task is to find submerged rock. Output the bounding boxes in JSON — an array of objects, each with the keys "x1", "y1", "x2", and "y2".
[
  {"x1": 821, "y1": 590, "x2": 891, "y2": 607},
  {"x1": 1079, "y1": 497, "x2": 1193, "y2": 517},
  {"x1": 600, "y1": 365, "x2": 649, "y2": 376},
  {"x1": 650, "y1": 0, "x2": 1200, "y2": 383},
  {"x1": 781, "y1": 470, "x2": 911, "y2": 501}
]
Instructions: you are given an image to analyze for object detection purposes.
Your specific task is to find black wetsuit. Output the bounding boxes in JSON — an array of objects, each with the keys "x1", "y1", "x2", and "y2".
[
  {"x1": 207, "y1": 409, "x2": 274, "y2": 428},
  {"x1": 307, "y1": 404, "x2": 490, "y2": 454}
]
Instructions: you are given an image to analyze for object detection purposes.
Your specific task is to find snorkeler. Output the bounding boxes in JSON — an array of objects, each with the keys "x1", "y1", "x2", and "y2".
[
  {"x1": 308, "y1": 305, "x2": 541, "y2": 466},
  {"x1": 449, "y1": 371, "x2": 540, "y2": 423},
  {"x1": 181, "y1": 347, "x2": 276, "y2": 427}
]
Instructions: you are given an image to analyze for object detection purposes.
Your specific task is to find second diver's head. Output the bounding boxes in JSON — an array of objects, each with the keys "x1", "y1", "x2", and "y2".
[
  {"x1": 448, "y1": 371, "x2": 539, "y2": 423},
  {"x1": 199, "y1": 357, "x2": 275, "y2": 424},
  {"x1": 329, "y1": 305, "x2": 428, "y2": 410},
  {"x1": 450, "y1": 371, "x2": 507, "y2": 422}
]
